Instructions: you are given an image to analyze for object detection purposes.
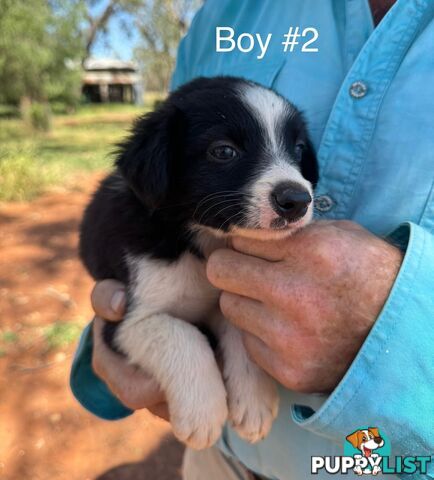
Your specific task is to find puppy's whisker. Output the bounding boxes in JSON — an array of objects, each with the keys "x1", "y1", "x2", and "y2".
[
  {"x1": 197, "y1": 193, "x2": 244, "y2": 206},
  {"x1": 193, "y1": 192, "x2": 244, "y2": 218},
  {"x1": 207, "y1": 203, "x2": 245, "y2": 225},
  {"x1": 196, "y1": 198, "x2": 244, "y2": 224},
  {"x1": 201, "y1": 190, "x2": 253, "y2": 198},
  {"x1": 195, "y1": 193, "x2": 250, "y2": 213},
  {"x1": 194, "y1": 190, "x2": 254, "y2": 213},
  {"x1": 194, "y1": 193, "x2": 247, "y2": 220},
  {"x1": 218, "y1": 211, "x2": 244, "y2": 232},
  {"x1": 197, "y1": 191, "x2": 245, "y2": 204},
  {"x1": 213, "y1": 203, "x2": 244, "y2": 218}
]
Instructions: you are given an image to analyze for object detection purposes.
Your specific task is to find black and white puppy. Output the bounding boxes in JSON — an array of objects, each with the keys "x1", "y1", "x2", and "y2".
[{"x1": 80, "y1": 77, "x2": 318, "y2": 449}]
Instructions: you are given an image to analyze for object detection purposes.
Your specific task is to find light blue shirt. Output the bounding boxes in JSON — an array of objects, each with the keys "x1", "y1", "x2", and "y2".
[{"x1": 71, "y1": 1, "x2": 434, "y2": 478}]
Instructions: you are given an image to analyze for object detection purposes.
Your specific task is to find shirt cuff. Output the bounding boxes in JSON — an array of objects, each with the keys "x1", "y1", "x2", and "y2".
[
  {"x1": 291, "y1": 222, "x2": 434, "y2": 472},
  {"x1": 70, "y1": 322, "x2": 133, "y2": 420}
]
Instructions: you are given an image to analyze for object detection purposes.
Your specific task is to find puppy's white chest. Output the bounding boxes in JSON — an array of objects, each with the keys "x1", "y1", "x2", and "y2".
[{"x1": 128, "y1": 252, "x2": 219, "y2": 322}]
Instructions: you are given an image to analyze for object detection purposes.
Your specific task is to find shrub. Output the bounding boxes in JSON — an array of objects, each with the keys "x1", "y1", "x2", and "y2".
[
  {"x1": 29, "y1": 102, "x2": 52, "y2": 131},
  {"x1": 0, "y1": 148, "x2": 57, "y2": 201}
]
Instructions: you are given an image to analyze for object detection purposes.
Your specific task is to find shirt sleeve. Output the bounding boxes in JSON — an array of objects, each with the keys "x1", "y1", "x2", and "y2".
[
  {"x1": 69, "y1": 322, "x2": 133, "y2": 420},
  {"x1": 291, "y1": 222, "x2": 434, "y2": 478}
]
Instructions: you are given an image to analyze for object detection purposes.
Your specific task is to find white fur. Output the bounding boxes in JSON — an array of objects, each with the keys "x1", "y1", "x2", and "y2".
[
  {"x1": 125, "y1": 252, "x2": 218, "y2": 321},
  {"x1": 116, "y1": 252, "x2": 227, "y2": 449},
  {"x1": 243, "y1": 159, "x2": 313, "y2": 232},
  {"x1": 240, "y1": 83, "x2": 295, "y2": 156},
  {"x1": 115, "y1": 248, "x2": 278, "y2": 449},
  {"x1": 217, "y1": 317, "x2": 279, "y2": 442}
]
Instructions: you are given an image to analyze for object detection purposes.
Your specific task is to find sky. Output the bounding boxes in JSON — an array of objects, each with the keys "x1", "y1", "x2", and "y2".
[
  {"x1": 90, "y1": 9, "x2": 139, "y2": 61},
  {"x1": 89, "y1": 1, "x2": 199, "y2": 61}
]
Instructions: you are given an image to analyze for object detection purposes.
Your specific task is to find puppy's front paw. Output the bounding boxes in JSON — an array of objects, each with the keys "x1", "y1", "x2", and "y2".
[
  {"x1": 170, "y1": 376, "x2": 228, "y2": 450},
  {"x1": 228, "y1": 365, "x2": 279, "y2": 443}
]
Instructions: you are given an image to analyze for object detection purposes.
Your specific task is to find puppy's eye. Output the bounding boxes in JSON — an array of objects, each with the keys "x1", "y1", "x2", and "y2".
[
  {"x1": 294, "y1": 141, "x2": 306, "y2": 160},
  {"x1": 209, "y1": 144, "x2": 238, "y2": 162}
]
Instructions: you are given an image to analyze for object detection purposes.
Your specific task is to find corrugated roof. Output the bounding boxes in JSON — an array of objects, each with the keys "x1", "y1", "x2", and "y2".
[
  {"x1": 83, "y1": 58, "x2": 138, "y2": 71},
  {"x1": 82, "y1": 71, "x2": 141, "y2": 85}
]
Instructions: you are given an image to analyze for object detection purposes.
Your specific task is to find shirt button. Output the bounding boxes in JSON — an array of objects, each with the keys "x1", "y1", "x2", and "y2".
[
  {"x1": 314, "y1": 195, "x2": 334, "y2": 212},
  {"x1": 349, "y1": 81, "x2": 368, "y2": 99}
]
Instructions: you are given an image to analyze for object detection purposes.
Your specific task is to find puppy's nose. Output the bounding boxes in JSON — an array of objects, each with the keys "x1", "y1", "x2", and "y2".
[
  {"x1": 374, "y1": 437, "x2": 383, "y2": 445},
  {"x1": 271, "y1": 183, "x2": 312, "y2": 222}
]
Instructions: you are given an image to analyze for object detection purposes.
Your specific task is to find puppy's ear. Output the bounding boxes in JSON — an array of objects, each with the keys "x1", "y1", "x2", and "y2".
[
  {"x1": 346, "y1": 430, "x2": 361, "y2": 449},
  {"x1": 369, "y1": 427, "x2": 380, "y2": 438},
  {"x1": 301, "y1": 139, "x2": 319, "y2": 188},
  {"x1": 116, "y1": 104, "x2": 184, "y2": 211}
]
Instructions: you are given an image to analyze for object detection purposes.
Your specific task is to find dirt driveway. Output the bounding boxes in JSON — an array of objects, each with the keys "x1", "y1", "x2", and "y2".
[{"x1": 0, "y1": 176, "x2": 184, "y2": 480}]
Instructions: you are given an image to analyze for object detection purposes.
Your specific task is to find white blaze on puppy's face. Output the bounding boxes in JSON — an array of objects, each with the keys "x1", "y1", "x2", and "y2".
[{"x1": 231, "y1": 83, "x2": 313, "y2": 240}]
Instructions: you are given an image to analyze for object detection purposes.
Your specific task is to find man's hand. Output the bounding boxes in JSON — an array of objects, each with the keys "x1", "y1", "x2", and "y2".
[
  {"x1": 91, "y1": 280, "x2": 169, "y2": 420},
  {"x1": 206, "y1": 221, "x2": 403, "y2": 393}
]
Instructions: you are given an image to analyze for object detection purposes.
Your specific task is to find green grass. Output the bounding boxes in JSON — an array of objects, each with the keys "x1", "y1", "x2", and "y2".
[
  {"x1": 0, "y1": 330, "x2": 19, "y2": 357},
  {"x1": 0, "y1": 319, "x2": 86, "y2": 355},
  {"x1": 1, "y1": 330, "x2": 19, "y2": 344},
  {"x1": 43, "y1": 321, "x2": 83, "y2": 350},
  {"x1": 0, "y1": 96, "x2": 164, "y2": 202}
]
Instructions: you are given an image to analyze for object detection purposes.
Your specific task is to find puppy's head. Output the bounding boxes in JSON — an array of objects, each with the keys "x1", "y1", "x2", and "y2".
[
  {"x1": 346, "y1": 428, "x2": 385, "y2": 457},
  {"x1": 116, "y1": 77, "x2": 318, "y2": 241}
]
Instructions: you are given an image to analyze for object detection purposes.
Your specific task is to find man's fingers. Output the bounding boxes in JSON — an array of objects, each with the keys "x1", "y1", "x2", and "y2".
[
  {"x1": 91, "y1": 279, "x2": 126, "y2": 321},
  {"x1": 92, "y1": 316, "x2": 111, "y2": 352},
  {"x1": 220, "y1": 292, "x2": 274, "y2": 343},
  {"x1": 92, "y1": 318, "x2": 165, "y2": 409},
  {"x1": 231, "y1": 221, "x2": 363, "y2": 261},
  {"x1": 242, "y1": 332, "x2": 280, "y2": 378},
  {"x1": 242, "y1": 332, "x2": 292, "y2": 387},
  {"x1": 328, "y1": 219, "x2": 364, "y2": 232},
  {"x1": 110, "y1": 369, "x2": 166, "y2": 410},
  {"x1": 207, "y1": 249, "x2": 273, "y2": 301},
  {"x1": 230, "y1": 235, "x2": 289, "y2": 261}
]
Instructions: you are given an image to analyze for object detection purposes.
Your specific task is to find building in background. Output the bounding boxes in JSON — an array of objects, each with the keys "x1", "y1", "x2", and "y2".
[{"x1": 82, "y1": 58, "x2": 143, "y2": 104}]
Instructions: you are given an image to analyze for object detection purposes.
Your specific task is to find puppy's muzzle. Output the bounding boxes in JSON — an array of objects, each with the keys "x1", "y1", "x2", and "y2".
[{"x1": 271, "y1": 182, "x2": 312, "y2": 222}]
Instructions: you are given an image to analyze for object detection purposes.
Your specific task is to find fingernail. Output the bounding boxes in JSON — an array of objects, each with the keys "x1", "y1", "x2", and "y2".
[{"x1": 110, "y1": 289, "x2": 126, "y2": 313}]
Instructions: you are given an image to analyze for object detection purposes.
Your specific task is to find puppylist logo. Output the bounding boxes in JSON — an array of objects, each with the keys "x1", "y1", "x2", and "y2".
[{"x1": 311, "y1": 427, "x2": 432, "y2": 476}]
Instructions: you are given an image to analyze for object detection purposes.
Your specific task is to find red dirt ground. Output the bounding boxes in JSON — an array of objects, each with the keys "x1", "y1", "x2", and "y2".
[{"x1": 0, "y1": 176, "x2": 184, "y2": 480}]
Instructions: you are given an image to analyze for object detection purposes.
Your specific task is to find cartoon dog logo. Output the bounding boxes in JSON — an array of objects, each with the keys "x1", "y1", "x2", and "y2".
[{"x1": 346, "y1": 428, "x2": 385, "y2": 475}]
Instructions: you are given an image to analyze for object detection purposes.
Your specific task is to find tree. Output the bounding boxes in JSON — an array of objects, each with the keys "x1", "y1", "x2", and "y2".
[
  {"x1": 0, "y1": 0, "x2": 200, "y2": 110},
  {"x1": 0, "y1": 0, "x2": 86, "y2": 107},
  {"x1": 133, "y1": 0, "x2": 200, "y2": 91},
  {"x1": 81, "y1": 0, "x2": 200, "y2": 91},
  {"x1": 82, "y1": 0, "x2": 145, "y2": 61}
]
